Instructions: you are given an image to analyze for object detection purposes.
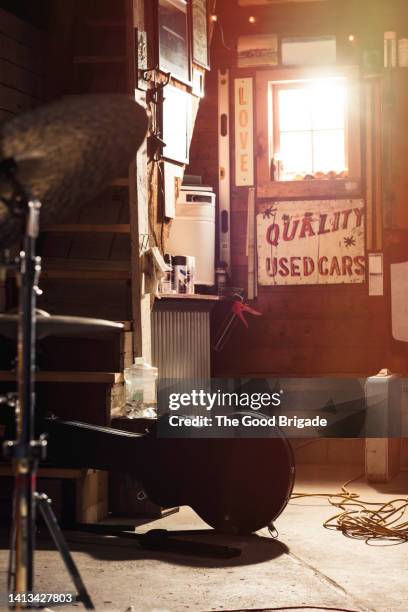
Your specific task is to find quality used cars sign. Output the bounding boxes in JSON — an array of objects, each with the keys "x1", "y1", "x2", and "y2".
[{"x1": 257, "y1": 198, "x2": 365, "y2": 285}]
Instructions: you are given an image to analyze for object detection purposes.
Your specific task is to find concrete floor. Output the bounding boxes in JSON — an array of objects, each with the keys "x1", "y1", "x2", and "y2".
[{"x1": 1, "y1": 465, "x2": 407, "y2": 612}]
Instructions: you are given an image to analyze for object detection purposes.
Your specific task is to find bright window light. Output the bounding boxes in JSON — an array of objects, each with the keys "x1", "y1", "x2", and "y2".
[{"x1": 273, "y1": 78, "x2": 347, "y2": 181}]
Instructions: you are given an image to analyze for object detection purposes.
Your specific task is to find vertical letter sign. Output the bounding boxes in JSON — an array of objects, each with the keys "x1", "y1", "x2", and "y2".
[{"x1": 234, "y1": 78, "x2": 254, "y2": 186}]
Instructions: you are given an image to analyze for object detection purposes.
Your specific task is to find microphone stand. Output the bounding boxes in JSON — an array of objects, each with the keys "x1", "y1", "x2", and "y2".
[{"x1": 1, "y1": 158, "x2": 94, "y2": 609}]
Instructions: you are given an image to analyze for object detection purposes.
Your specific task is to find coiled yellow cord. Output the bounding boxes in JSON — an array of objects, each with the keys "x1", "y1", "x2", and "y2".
[{"x1": 291, "y1": 476, "x2": 408, "y2": 545}]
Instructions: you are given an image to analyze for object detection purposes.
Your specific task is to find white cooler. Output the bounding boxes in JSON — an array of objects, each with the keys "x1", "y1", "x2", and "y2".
[{"x1": 167, "y1": 186, "x2": 216, "y2": 286}]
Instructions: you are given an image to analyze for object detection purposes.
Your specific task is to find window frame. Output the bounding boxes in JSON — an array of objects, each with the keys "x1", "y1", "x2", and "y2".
[
  {"x1": 255, "y1": 66, "x2": 361, "y2": 199},
  {"x1": 272, "y1": 80, "x2": 348, "y2": 179}
]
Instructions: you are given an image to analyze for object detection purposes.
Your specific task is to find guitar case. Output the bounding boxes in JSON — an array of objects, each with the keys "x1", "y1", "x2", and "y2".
[{"x1": 45, "y1": 413, "x2": 295, "y2": 534}]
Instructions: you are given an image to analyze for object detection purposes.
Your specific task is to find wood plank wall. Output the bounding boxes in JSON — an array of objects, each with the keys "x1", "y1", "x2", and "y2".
[
  {"x1": 188, "y1": 0, "x2": 408, "y2": 378},
  {"x1": 0, "y1": 8, "x2": 45, "y2": 120}
]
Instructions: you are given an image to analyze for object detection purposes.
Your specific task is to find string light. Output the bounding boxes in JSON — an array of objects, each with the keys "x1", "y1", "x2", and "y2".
[
  {"x1": 348, "y1": 34, "x2": 355, "y2": 42},
  {"x1": 210, "y1": 14, "x2": 218, "y2": 22},
  {"x1": 248, "y1": 15, "x2": 256, "y2": 24}
]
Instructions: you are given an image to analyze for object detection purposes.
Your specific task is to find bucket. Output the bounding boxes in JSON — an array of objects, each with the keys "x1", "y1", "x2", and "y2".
[{"x1": 167, "y1": 197, "x2": 216, "y2": 286}]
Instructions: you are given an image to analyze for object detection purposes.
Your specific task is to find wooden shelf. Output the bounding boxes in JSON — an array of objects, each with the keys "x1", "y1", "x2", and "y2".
[
  {"x1": 41, "y1": 269, "x2": 130, "y2": 280},
  {"x1": 158, "y1": 293, "x2": 222, "y2": 301},
  {"x1": 0, "y1": 371, "x2": 124, "y2": 383},
  {"x1": 38, "y1": 258, "x2": 131, "y2": 281},
  {"x1": 43, "y1": 224, "x2": 131, "y2": 234},
  {"x1": 0, "y1": 465, "x2": 93, "y2": 479},
  {"x1": 73, "y1": 55, "x2": 126, "y2": 64}
]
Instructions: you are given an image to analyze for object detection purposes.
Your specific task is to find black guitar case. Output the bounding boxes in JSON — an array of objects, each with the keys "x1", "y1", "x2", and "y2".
[{"x1": 45, "y1": 414, "x2": 295, "y2": 535}]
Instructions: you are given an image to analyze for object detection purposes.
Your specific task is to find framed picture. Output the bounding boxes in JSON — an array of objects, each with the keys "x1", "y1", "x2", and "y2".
[
  {"x1": 191, "y1": 0, "x2": 210, "y2": 69},
  {"x1": 157, "y1": 0, "x2": 190, "y2": 84},
  {"x1": 237, "y1": 34, "x2": 278, "y2": 68},
  {"x1": 161, "y1": 84, "x2": 190, "y2": 164}
]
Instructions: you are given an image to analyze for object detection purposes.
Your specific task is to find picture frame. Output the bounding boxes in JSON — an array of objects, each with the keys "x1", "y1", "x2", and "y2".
[
  {"x1": 191, "y1": 0, "x2": 210, "y2": 70},
  {"x1": 157, "y1": 0, "x2": 190, "y2": 84},
  {"x1": 237, "y1": 34, "x2": 278, "y2": 68},
  {"x1": 161, "y1": 84, "x2": 190, "y2": 164}
]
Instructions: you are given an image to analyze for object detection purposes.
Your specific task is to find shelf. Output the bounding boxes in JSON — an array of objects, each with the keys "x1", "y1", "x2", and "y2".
[
  {"x1": 41, "y1": 269, "x2": 130, "y2": 280},
  {"x1": 42, "y1": 224, "x2": 131, "y2": 234},
  {"x1": 38, "y1": 258, "x2": 131, "y2": 281},
  {"x1": 0, "y1": 465, "x2": 93, "y2": 479},
  {"x1": 0, "y1": 371, "x2": 124, "y2": 384},
  {"x1": 73, "y1": 55, "x2": 126, "y2": 64},
  {"x1": 158, "y1": 293, "x2": 222, "y2": 301}
]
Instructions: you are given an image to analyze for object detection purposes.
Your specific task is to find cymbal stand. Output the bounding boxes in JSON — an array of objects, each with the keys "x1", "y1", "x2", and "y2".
[{"x1": 1, "y1": 158, "x2": 93, "y2": 609}]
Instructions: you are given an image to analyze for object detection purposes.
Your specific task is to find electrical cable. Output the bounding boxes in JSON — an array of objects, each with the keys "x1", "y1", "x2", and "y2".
[
  {"x1": 291, "y1": 474, "x2": 408, "y2": 545},
  {"x1": 204, "y1": 606, "x2": 362, "y2": 612}
]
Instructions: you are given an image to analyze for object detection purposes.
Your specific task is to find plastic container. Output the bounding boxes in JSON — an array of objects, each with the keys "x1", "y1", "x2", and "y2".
[
  {"x1": 124, "y1": 357, "x2": 158, "y2": 419},
  {"x1": 167, "y1": 189, "x2": 216, "y2": 286}
]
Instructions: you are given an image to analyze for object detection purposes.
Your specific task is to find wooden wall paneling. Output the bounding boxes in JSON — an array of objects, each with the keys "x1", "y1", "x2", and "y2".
[
  {"x1": 0, "y1": 58, "x2": 43, "y2": 98},
  {"x1": 43, "y1": 1, "x2": 77, "y2": 100},
  {"x1": 0, "y1": 8, "x2": 44, "y2": 48},
  {"x1": 389, "y1": 70, "x2": 408, "y2": 229},
  {"x1": 193, "y1": 0, "x2": 398, "y2": 379},
  {"x1": 0, "y1": 83, "x2": 37, "y2": 114},
  {"x1": 0, "y1": 31, "x2": 43, "y2": 75}
]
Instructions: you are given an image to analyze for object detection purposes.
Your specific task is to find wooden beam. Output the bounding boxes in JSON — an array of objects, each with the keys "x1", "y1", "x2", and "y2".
[{"x1": 126, "y1": 0, "x2": 152, "y2": 362}]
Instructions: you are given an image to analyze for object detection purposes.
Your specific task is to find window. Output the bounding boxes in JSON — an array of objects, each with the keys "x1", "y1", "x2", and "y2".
[
  {"x1": 272, "y1": 79, "x2": 347, "y2": 181},
  {"x1": 255, "y1": 67, "x2": 361, "y2": 198}
]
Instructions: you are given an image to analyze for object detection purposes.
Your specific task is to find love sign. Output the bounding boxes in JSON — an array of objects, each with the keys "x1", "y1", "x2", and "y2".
[{"x1": 234, "y1": 77, "x2": 254, "y2": 186}]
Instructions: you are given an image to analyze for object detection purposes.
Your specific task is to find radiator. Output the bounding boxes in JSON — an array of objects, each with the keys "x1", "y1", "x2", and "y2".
[{"x1": 151, "y1": 310, "x2": 211, "y2": 379}]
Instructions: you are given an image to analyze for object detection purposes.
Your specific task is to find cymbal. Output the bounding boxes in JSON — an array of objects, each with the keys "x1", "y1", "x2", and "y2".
[
  {"x1": 0, "y1": 94, "x2": 148, "y2": 247},
  {"x1": 0, "y1": 313, "x2": 124, "y2": 340}
]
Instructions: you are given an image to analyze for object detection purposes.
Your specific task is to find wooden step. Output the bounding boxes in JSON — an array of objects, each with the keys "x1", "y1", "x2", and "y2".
[
  {"x1": 73, "y1": 55, "x2": 126, "y2": 64},
  {"x1": 41, "y1": 269, "x2": 130, "y2": 280},
  {"x1": 0, "y1": 465, "x2": 108, "y2": 523},
  {"x1": 43, "y1": 224, "x2": 130, "y2": 234},
  {"x1": 38, "y1": 258, "x2": 131, "y2": 281},
  {"x1": 0, "y1": 371, "x2": 124, "y2": 383}
]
